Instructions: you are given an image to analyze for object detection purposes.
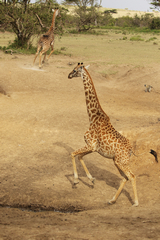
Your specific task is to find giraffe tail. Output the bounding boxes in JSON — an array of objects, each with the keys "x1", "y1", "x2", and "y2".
[
  {"x1": 131, "y1": 150, "x2": 158, "y2": 163},
  {"x1": 150, "y1": 149, "x2": 158, "y2": 163}
]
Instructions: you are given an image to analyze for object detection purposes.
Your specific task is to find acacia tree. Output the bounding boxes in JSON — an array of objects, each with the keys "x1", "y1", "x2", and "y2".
[
  {"x1": 0, "y1": 0, "x2": 65, "y2": 48},
  {"x1": 62, "y1": 0, "x2": 102, "y2": 31},
  {"x1": 149, "y1": 0, "x2": 160, "y2": 29},
  {"x1": 150, "y1": 0, "x2": 160, "y2": 9}
]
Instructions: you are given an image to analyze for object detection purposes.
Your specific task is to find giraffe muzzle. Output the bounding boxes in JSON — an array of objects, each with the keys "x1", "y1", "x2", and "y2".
[{"x1": 68, "y1": 73, "x2": 73, "y2": 79}]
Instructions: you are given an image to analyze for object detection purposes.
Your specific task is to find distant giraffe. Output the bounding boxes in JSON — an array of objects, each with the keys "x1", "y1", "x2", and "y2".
[
  {"x1": 68, "y1": 63, "x2": 139, "y2": 207},
  {"x1": 33, "y1": 8, "x2": 60, "y2": 68}
]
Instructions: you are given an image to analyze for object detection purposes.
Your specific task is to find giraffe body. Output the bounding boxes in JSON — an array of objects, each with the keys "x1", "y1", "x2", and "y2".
[
  {"x1": 68, "y1": 63, "x2": 138, "y2": 206},
  {"x1": 33, "y1": 9, "x2": 60, "y2": 68}
]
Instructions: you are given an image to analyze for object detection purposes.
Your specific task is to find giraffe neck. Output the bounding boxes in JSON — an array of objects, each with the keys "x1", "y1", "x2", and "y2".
[
  {"x1": 82, "y1": 68, "x2": 107, "y2": 124},
  {"x1": 48, "y1": 11, "x2": 57, "y2": 33}
]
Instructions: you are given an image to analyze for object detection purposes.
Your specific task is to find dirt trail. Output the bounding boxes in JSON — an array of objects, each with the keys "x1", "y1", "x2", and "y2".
[{"x1": 0, "y1": 52, "x2": 160, "y2": 239}]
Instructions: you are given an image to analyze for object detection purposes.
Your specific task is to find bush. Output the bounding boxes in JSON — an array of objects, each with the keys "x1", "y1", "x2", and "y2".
[
  {"x1": 150, "y1": 17, "x2": 160, "y2": 29},
  {"x1": 115, "y1": 16, "x2": 133, "y2": 27},
  {"x1": 146, "y1": 37, "x2": 157, "y2": 42}
]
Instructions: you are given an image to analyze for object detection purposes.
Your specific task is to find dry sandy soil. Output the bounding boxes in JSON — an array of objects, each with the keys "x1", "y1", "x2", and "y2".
[{"x1": 0, "y1": 32, "x2": 160, "y2": 239}]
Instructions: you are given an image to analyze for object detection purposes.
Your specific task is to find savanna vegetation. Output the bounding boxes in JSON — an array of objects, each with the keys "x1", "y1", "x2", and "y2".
[{"x1": 1, "y1": 0, "x2": 160, "y2": 53}]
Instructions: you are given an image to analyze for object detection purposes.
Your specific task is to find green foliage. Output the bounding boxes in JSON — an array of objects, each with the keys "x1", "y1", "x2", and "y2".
[
  {"x1": 100, "y1": 10, "x2": 116, "y2": 26},
  {"x1": 150, "y1": 0, "x2": 160, "y2": 10},
  {"x1": 150, "y1": 17, "x2": 160, "y2": 29},
  {"x1": 98, "y1": 13, "x2": 155, "y2": 30},
  {"x1": 130, "y1": 36, "x2": 144, "y2": 41},
  {"x1": 0, "y1": 40, "x2": 63, "y2": 55},
  {"x1": 67, "y1": 28, "x2": 101, "y2": 35},
  {"x1": 104, "y1": 9, "x2": 117, "y2": 14},
  {"x1": 115, "y1": 16, "x2": 134, "y2": 28},
  {"x1": 62, "y1": 0, "x2": 101, "y2": 32},
  {"x1": 0, "y1": 0, "x2": 67, "y2": 49},
  {"x1": 0, "y1": 38, "x2": 37, "y2": 54},
  {"x1": 146, "y1": 37, "x2": 157, "y2": 42}
]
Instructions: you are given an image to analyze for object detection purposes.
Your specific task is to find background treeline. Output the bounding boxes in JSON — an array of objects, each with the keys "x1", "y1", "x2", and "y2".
[{"x1": 66, "y1": 11, "x2": 160, "y2": 30}]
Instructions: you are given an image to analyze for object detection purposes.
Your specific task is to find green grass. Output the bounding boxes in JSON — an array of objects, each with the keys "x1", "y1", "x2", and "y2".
[
  {"x1": 0, "y1": 45, "x2": 37, "y2": 54},
  {"x1": 146, "y1": 37, "x2": 157, "y2": 42},
  {"x1": 1, "y1": 30, "x2": 160, "y2": 65},
  {"x1": 130, "y1": 36, "x2": 144, "y2": 41},
  {"x1": 99, "y1": 26, "x2": 160, "y2": 34}
]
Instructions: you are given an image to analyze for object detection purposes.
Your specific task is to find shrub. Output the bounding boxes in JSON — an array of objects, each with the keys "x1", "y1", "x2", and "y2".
[
  {"x1": 130, "y1": 36, "x2": 144, "y2": 41},
  {"x1": 150, "y1": 17, "x2": 160, "y2": 29}
]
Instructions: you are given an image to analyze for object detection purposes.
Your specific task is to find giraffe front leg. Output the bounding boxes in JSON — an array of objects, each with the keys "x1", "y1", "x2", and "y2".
[
  {"x1": 78, "y1": 156, "x2": 95, "y2": 184},
  {"x1": 33, "y1": 52, "x2": 39, "y2": 65},
  {"x1": 71, "y1": 153, "x2": 79, "y2": 185},
  {"x1": 71, "y1": 145, "x2": 93, "y2": 185},
  {"x1": 33, "y1": 46, "x2": 41, "y2": 66}
]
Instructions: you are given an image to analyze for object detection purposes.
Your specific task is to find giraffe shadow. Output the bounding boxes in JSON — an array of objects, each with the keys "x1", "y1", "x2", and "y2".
[{"x1": 53, "y1": 142, "x2": 133, "y2": 205}]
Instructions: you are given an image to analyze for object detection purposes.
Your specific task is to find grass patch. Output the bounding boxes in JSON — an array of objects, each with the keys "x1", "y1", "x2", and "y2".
[
  {"x1": 99, "y1": 26, "x2": 160, "y2": 34},
  {"x1": 0, "y1": 45, "x2": 63, "y2": 55},
  {"x1": 0, "y1": 45, "x2": 37, "y2": 54},
  {"x1": 130, "y1": 36, "x2": 144, "y2": 41},
  {"x1": 68, "y1": 28, "x2": 102, "y2": 35},
  {"x1": 146, "y1": 37, "x2": 157, "y2": 42}
]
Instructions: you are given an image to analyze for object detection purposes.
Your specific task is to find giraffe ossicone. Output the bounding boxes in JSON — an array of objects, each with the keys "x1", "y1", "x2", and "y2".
[
  {"x1": 33, "y1": 8, "x2": 60, "y2": 68},
  {"x1": 68, "y1": 63, "x2": 139, "y2": 207}
]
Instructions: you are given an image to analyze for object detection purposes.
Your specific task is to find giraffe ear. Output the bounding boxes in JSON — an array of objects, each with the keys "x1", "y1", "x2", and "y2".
[
  {"x1": 52, "y1": 9, "x2": 55, "y2": 12},
  {"x1": 85, "y1": 65, "x2": 90, "y2": 69}
]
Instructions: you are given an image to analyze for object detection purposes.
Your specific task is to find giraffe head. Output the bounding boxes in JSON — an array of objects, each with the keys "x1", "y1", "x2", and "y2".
[
  {"x1": 52, "y1": 8, "x2": 60, "y2": 17},
  {"x1": 68, "y1": 62, "x2": 86, "y2": 79}
]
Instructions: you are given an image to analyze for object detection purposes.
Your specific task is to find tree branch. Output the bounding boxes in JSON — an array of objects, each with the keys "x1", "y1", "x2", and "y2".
[{"x1": 36, "y1": 14, "x2": 46, "y2": 28}]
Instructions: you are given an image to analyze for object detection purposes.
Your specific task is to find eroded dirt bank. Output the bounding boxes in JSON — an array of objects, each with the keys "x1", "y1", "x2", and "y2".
[{"x1": 0, "y1": 52, "x2": 160, "y2": 239}]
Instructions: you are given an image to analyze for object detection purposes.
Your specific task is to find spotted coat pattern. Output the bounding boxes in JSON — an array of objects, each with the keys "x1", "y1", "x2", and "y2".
[
  {"x1": 33, "y1": 9, "x2": 60, "y2": 68},
  {"x1": 68, "y1": 63, "x2": 139, "y2": 206}
]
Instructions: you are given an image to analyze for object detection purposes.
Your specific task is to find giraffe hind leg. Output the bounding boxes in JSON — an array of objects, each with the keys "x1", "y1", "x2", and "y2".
[
  {"x1": 47, "y1": 45, "x2": 54, "y2": 60},
  {"x1": 33, "y1": 45, "x2": 41, "y2": 65},
  {"x1": 39, "y1": 49, "x2": 47, "y2": 68},
  {"x1": 109, "y1": 163, "x2": 138, "y2": 206},
  {"x1": 71, "y1": 145, "x2": 93, "y2": 185},
  {"x1": 42, "y1": 52, "x2": 47, "y2": 64},
  {"x1": 108, "y1": 178, "x2": 127, "y2": 205}
]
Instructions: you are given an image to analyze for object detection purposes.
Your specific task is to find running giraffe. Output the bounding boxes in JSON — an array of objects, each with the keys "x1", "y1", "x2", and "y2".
[
  {"x1": 33, "y1": 8, "x2": 60, "y2": 68},
  {"x1": 68, "y1": 63, "x2": 139, "y2": 206}
]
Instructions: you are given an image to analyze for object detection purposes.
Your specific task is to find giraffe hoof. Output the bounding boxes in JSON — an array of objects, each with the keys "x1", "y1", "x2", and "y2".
[
  {"x1": 108, "y1": 199, "x2": 116, "y2": 205},
  {"x1": 132, "y1": 202, "x2": 139, "y2": 207},
  {"x1": 74, "y1": 179, "x2": 79, "y2": 185},
  {"x1": 91, "y1": 178, "x2": 96, "y2": 184}
]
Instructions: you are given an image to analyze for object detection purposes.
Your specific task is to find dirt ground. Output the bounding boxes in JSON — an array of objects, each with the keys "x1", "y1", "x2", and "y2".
[{"x1": 0, "y1": 33, "x2": 160, "y2": 239}]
